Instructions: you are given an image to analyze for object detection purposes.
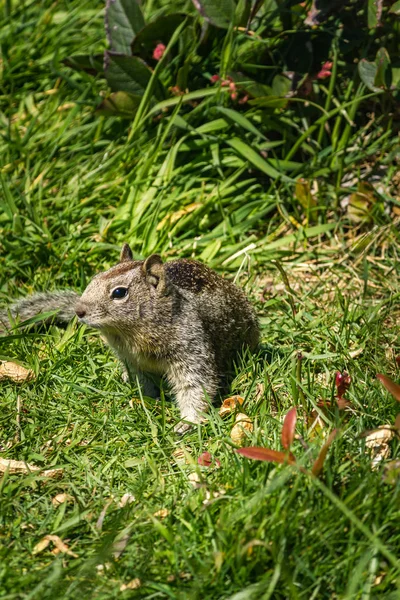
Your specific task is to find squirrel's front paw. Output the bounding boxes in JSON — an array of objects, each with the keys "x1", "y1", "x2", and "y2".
[
  {"x1": 174, "y1": 412, "x2": 207, "y2": 435},
  {"x1": 174, "y1": 421, "x2": 194, "y2": 435}
]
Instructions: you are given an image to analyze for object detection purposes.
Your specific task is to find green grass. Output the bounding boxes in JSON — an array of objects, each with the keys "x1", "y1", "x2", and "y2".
[
  {"x1": 1, "y1": 257, "x2": 399, "y2": 599},
  {"x1": 1, "y1": 0, "x2": 400, "y2": 598}
]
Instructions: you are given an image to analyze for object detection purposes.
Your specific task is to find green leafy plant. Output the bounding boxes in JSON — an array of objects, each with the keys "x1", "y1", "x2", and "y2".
[
  {"x1": 66, "y1": 0, "x2": 400, "y2": 127},
  {"x1": 358, "y1": 47, "x2": 400, "y2": 95},
  {"x1": 63, "y1": 0, "x2": 400, "y2": 225}
]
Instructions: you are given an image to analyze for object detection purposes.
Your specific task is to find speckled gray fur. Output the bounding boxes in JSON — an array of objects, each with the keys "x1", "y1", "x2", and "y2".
[
  {"x1": 0, "y1": 291, "x2": 79, "y2": 331},
  {"x1": 2, "y1": 245, "x2": 259, "y2": 433}
]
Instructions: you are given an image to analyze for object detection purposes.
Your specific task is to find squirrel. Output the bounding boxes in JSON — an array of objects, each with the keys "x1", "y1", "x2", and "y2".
[{"x1": 1, "y1": 244, "x2": 259, "y2": 433}]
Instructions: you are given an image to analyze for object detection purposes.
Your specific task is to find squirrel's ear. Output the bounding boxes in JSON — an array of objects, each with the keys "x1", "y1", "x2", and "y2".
[
  {"x1": 142, "y1": 254, "x2": 165, "y2": 291},
  {"x1": 120, "y1": 243, "x2": 133, "y2": 263}
]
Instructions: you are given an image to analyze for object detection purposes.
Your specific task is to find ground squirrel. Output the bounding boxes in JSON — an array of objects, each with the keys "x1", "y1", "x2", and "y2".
[{"x1": 1, "y1": 244, "x2": 259, "y2": 432}]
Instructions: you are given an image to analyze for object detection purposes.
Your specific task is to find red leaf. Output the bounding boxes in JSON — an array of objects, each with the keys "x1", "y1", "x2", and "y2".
[
  {"x1": 236, "y1": 447, "x2": 296, "y2": 464},
  {"x1": 335, "y1": 371, "x2": 351, "y2": 400},
  {"x1": 317, "y1": 399, "x2": 352, "y2": 410},
  {"x1": 336, "y1": 398, "x2": 352, "y2": 410},
  {"x1": 376, "y1": 374, "x2": 400, "y2": 402},
  {"x1": 197, "y1": 452, "x2": 220, "y2": 468},
  {"x1": 395, "y1": 414, "x2": 400, "y2": 433},
  {"x1": 311, "y1": 429, "x2": 338, "y2": 477},
  {"x1": 281, "y1": 407, "x2": 297, "y2": 450}
]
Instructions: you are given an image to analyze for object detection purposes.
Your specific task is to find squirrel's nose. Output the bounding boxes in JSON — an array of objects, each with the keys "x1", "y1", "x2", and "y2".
[{"x1": 75, "y1": 306, "x2": 86, "y2": 319}]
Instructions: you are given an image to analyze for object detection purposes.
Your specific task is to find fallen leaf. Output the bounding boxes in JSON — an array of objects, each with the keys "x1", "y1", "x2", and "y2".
[
  {"x1": 32, "y1": 537, "x2": 51, "y2": 554},
  {"x1": 112, "y1": 528, "x2": 131, "y2": 559},
  {"x1": 371, "y1": 445, "x2": 391, "y2": 469},
  {"x1": 364, "y1": 426, "x2": 395, "y2": 446},
  {"x1": 376, "y1": 374, "x2": 400, "y2": 402},
  {"x1": 236, "y1": 447, "x2": 296, "y2": 464},
  {"x1": 120, "y1": 578, "x2": 141, "y2": 591},
  {"x1": 0, "y1": 361, "x2": 34, "y2": 383},
  {"x1": 33, "y1": 535, "x2": 78, "y2": 558},
  {"x1": 153, "y1": 508, "x2": 169, "y2": 519},
  {"x1": 311, "y1": 429, "x2": 338, "y2": 477},
  {"x1": 53, "y1": 538, "x2": 77, "y2": 558},
  {"x1": 119, "y1": 493, "x2": 135, "y2": 508},
  {"x1": 385, "y1": 348, "x2": 394, "y2": 362},
  {"x1": 172, "y1": 447, "x2": 192, "y2": 464},
  {"x1": 230, "y1": 413, "x2": 253, "y2": 445},
  {"x1": 349, "y1": 347, "x2": 363, "y2": 359},
  {"x1": 197, "y1": 452, "x2": 221, "y2": 468},
  {"x1": 188, "y1": 472, "x2": 201, "y2": 488},
  {"x1": 52, "y1": 493, "x2": 72, "y2": 507},
  {"x1": 219, "y1": 395, "x2": 244, "y2": 417},
  {"x1": 364, "y1": 425, "x2": 394, "y2": 468},
  {"x1": 281, "y1": 407, "x2": 297, "y2": 450},
  {"x1": 254, "y1": 383, "x2": 265, "y2": 402},
  {"x1": 0, "y1": 458, "x2": 63, "y2": 479}
]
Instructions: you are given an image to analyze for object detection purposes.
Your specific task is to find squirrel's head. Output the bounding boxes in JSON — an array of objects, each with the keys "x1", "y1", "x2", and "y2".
[{"x1": 75, "y1": 244, "x2": 171, "y2": 333}]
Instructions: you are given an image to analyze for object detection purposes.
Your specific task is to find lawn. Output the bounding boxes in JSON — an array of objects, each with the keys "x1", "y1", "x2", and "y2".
[{"x1": 0, "y1": 0, "x2": 400, "y2": 598}]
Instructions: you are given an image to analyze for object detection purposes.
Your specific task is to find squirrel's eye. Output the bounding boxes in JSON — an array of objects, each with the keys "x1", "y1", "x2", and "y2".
[{"x1": 111, "y1": 287, "x2": 128, "y2": 299}]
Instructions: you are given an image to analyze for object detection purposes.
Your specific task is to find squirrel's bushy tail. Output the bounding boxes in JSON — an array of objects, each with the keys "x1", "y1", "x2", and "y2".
[{"x1": 0, "y1": 291, "x2": 80, "y2": 332}]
